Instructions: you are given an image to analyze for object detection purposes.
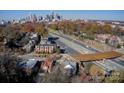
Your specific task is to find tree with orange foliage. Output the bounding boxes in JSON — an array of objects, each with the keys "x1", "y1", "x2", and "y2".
[
  {"x1": 102, "y1": 24, "x2": 112, "y2": 34},
  {"x1": 21, "y1": 22, "x2": 35, "y2": 32},
  {"x1": 35, "y1": 23, "x2": 48, "y2": 37}
]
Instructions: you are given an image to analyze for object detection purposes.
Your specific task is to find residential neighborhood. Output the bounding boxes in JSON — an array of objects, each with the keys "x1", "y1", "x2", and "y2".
[{"x1": 0, "y1": 10, "x2": 124, "y2": 83}]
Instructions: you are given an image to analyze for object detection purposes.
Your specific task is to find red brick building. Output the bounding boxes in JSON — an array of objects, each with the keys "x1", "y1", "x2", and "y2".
[
  {"x1": 41, "y1": 59, "x2": 53, "y2": 73},
  {"x1": 35, "y1": 44, "x2": 55, "y2": 53}
]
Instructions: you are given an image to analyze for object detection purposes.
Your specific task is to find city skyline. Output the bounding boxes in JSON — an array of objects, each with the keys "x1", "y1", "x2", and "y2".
[{"x1": 0, "y1": 10, "x2": 124, "y2": 21}]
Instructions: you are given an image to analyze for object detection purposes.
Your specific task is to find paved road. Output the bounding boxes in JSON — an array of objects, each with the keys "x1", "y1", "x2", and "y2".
[
  {"x1": 53, "y1": 32, "x2": 124, "y2": 67},
  {"x1": 58, "y1": 33, "x2": 124, "y2": 67},
  {"x1": 50, "y1": 32, "x2": 124, "y2": 71},
  {"x1": 57, "y1": 33, "x2": 124, "y2": 68},
  {"x1": 55, "y1": 40, "x2": 79, "y2": 55},
  {"x1": 49, "y1": 35, "x2": 79, "y2": 55}
]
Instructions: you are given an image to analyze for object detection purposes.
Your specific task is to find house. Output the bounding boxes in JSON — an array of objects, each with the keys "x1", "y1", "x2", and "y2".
[
  {"x1": 35, "y1": 44, "x2": 55, "y2": 53},
  {"x1": 4, "y1": 38, "x2": 22, "y2": 48},
  {"x1": 17, "y1": 59, "x2": 42, "y2": 76},
  {"x1": 95, "y1": 34, "x2": 111, "y2": 43},
  {"x1": 59, "y1": 60, "x2": 78, "y2": 77},
  {"x1": 35, "y1": 37, "x2": 57, "y2": 54},
  {"x1": 22, "y1": 32, "x2": 40, "y2": 53},
  {"x1": 30, "y1": 32, "x2": 40, "y2": 44},
  {"x1": 95, "y1": 34, "x2": 121, "y2": 48},
  {"x1": 108, "y1": 35, "x2": 121, "y2": 48},
  {"x1": 41, "y1": 59, "x2": 55, "y2": 73},
  {"x1": 40, "y1": 38, "x2": 48, "y2": 44},
  {"x1": 23, "y1": 40, "x2": 35, "y2": 53},
  {"x1": 119, "y1": 36, "x2": 124, "y2": 48}
]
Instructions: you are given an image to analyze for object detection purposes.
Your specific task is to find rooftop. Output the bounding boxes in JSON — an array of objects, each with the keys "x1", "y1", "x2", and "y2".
[
  {"x1": 17, "y1": 59, "x2": 39, "y2": 69},
  {"x1": 72, "y1": 51, "x2": 123, "y2": 62}
]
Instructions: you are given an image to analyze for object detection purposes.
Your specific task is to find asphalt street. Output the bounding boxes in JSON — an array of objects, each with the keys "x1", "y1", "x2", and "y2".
[{"x1": 49, "y1": 32, "x2": 124, "y2": 71}]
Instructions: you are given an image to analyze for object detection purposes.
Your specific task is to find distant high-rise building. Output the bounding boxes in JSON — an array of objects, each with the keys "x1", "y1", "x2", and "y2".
[
  {"x1": 7, "y1": 12, "x2": 63, "y2": 24},
  {"x1": 38, "y1": 16, "x2": 43, "y2": 22},
  {"x1": 0, "y1": 20, "x2": 8, "y2": 25},
  {"x1": 30, "y1": 14, "x2": 37, "y2": 22}
]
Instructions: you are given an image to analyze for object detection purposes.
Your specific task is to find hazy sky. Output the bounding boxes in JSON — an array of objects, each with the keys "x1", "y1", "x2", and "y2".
[{"x1": 0, "y1": 10, "x2": 124, "y2": 21}]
